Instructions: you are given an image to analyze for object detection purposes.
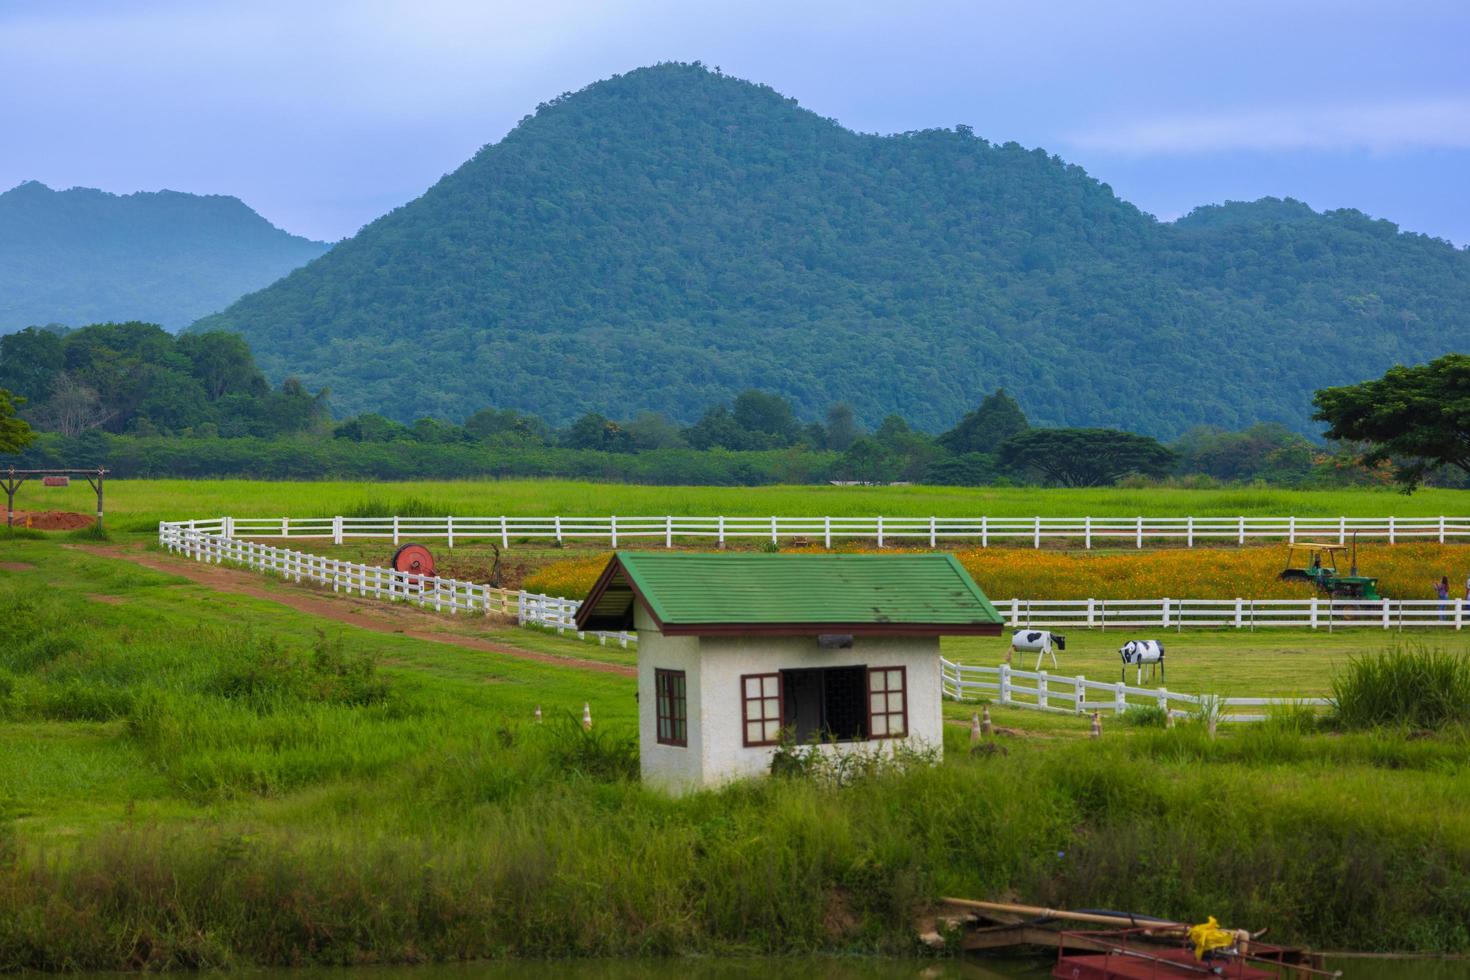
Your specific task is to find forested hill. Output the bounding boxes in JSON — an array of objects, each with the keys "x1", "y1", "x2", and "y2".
[
  {"x1": 195, "y1": 63, "x2": 1470, "y2": 437},
  {"x1": 0, "y1": 182, "x2": 330, "y2": 331}
]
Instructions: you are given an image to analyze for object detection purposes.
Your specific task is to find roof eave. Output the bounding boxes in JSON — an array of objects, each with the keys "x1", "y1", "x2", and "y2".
[{"x1": 657, "y1": 621, "x2": 1004, "y2": 637}]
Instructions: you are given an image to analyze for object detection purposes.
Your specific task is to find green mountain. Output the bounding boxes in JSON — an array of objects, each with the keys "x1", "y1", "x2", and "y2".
[
  {"x1": 0, "y1": 182, "x2": 330, "y2": 331},
  {"x1": 195, "y1": 63, "x2": 1470, "y2": 437}
]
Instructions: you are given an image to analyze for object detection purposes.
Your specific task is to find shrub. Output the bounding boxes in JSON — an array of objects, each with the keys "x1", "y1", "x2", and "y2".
[
  {"x1": 1330, "y1": 646, "x2": 1470, "y2": 730},
  {"x1": 1121, "y1": 705, "x2": 1168, "y2": 728}
]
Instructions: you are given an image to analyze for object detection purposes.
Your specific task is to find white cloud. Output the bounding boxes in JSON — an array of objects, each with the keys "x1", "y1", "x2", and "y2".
[{"x1": 1069, "y1": 97, "x2": 1470, "y2": 155}]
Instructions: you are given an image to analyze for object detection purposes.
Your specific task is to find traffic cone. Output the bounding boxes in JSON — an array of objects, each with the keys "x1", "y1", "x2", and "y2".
[
  {"x1": 582, "y1": 702, "x2": 592, "y2": 730},
  {"x1": 981, "y1": 705, "x2": 993, "y2": 736},
  {"x1": 969, "y1": 712, "x2": 981, "y2": 745},
  {"x1": 1090, "y1": 711, "x2": 1102, "y2": 739}
]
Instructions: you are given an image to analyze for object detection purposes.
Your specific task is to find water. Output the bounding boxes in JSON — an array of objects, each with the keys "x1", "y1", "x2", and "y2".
[{"x1": 121, "y1": 956, "x2": 1467, "y2": 980}]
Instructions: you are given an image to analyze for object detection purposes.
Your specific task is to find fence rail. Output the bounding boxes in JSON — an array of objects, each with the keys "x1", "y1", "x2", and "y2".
[
  {"x1": 996, "y1": 596, "x2": 1467, "y2": 631},
  {"x1": 208, "y1": 513, "x2": 1470, "y2": 550},
  {"x1": 940, "y1": 660, "x2": 1330, "y2": 723},
  {"x1": 157, "y1": 521, "x2": 636, "y2": 646},
  {"x1": 160, "y1": 519, "x2": 1333, "y2": 724}
]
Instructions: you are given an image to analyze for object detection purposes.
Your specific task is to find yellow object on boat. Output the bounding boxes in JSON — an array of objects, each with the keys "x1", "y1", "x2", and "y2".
[{"x1": 1188, "y1": 916, "x2": 1235, "y2": 960}]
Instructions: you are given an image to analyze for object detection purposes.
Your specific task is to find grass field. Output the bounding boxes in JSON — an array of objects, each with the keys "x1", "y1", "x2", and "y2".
[
  {"x1": 18, "y1": 478, "x2": 1470, "y2": 534},
  {"x1": 6, "y1": 534, "x2": 1470, "y2": 966}
]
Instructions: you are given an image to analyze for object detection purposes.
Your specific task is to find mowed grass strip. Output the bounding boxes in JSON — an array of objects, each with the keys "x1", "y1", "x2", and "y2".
[{"x1": 25, "y1": 477, "x2": 1470, "y2": 534}]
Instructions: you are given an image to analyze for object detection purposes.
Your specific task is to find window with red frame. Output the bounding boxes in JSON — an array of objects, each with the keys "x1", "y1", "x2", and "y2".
[
  {"x1": 655, "y1": 668, "x2": 687, "y2": 746},
  {"x1": 867, "y1": 666, "x2": 907, "y2": 738},
  {"x1": 742, "y1": 672, "x2": 782, "y2": 746}
]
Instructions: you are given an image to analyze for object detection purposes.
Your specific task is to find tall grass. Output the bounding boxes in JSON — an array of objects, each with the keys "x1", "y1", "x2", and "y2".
[
  {"x1": 8, "y1": 541, "x2": 1470, "y2": 967},
  {"x1": 1331, "y1": 646, "x2": 1470, "y2": 730}
]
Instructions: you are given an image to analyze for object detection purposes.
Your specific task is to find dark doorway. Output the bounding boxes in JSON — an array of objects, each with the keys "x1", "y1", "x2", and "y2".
[{"x1": 781, "y1": 666, "x2": 868, "y2": 742}]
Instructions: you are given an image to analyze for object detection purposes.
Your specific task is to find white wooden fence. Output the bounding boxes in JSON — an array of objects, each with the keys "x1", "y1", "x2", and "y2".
[
  {"x1": 940, "y1": 660, "x2": 1330, "y2": 723},
  {"x1": 211, "y1": 513, "x2": 1470, "y2": 550},
  {"x1": 157, "y1": 520, "x2": 636, "y2": 646},
  {"x1": 158, "y1": 518, "x2": 1331, "y2": 724},
  {"x1": 997, "y1": 596, "x2": 1468, "y2": 631},
  {"x1": 161, "y1": 519, "x2": 1470, "y2": 633}
]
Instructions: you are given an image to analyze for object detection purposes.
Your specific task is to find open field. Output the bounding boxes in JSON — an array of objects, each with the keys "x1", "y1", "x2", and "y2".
[
  {"x1": 17, "y1": 478, "x2": 1470, "y2": 534},
  {"x1": 6, "y1": 535, "x2": 1470, "y2": 967}
]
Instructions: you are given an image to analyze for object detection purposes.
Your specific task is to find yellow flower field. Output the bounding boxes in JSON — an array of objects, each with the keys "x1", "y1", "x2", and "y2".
[{"x1": 522, "y1": 543, "x2": 1470, "y2": 602}]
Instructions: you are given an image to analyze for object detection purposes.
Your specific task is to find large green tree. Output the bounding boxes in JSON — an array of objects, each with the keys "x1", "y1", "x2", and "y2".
[
  {"x1": 998, "y1": 428, "x2": 1175, "y2": 487},
  {"x1": 1313, "y1": 354, "x2": 1470, "y2": 491},
  {"x1": 0, "y1": 388, "x2": 35, "y2": 454},
  {"x1": 938, "y1": 389, "x2": 1029, "y2": 455}
]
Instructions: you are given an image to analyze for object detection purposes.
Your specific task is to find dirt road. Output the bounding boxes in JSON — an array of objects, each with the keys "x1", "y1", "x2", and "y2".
[{"x1": 79, "y1": 542, "x2": 636, "y2": 677}]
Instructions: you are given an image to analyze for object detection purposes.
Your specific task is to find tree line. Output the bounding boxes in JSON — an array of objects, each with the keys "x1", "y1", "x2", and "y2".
[{"x1": 3, "y1": 322, "x2": 1464, "y2": 490}]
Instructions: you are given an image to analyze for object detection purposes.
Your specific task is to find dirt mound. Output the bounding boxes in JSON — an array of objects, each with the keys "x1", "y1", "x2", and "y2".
[{"x1": 8, "y1": 510, "x2": 95, "y2": 530}]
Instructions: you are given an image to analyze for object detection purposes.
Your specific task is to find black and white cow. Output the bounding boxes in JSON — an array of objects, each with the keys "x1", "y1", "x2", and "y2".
[
  {"x1": 1119, "y1": 639, "x2": 1165, "y2": 684},
  {"x1": 1009, "y1": 629, "x2": 1066, "y2": 670}
]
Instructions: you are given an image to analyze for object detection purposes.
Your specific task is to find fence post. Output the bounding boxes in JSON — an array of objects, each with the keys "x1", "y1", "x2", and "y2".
[
  {"x1": 1339, "y1": 516, "x2": 1346, "y2": 546},
  {"x1": 1441, "y1": 516, "x2": 1447, "y2": 545},
  {"x1": 929, "y1": 516, "x2": 937, "y2": 549},
  {"x1": 719, "y1": 515, "x2": 727, "y2": 549},
  {"x1": 1382, "y1": 598, "x2": 1390, "y2": 630},
  {"x1": 823, "y1": 516, "x2": 830, "y2": 550},
  {"x1": 1038, "y1": 671, "x2": 1049, "y2": 711},
  {"x1": 999, "y1": 663, "x2": 1011, "y2": 705},
  {"x1": 1087, "y1": 598, "x2": 1096, "y2": 628},
  {"x1": 501, "y1": 515, "x2": 509, "y2": 550},
  {"x1": 1114, "y1": 681, "x2": 1127, "y2": 715},
  {"x1": 1187, "y1": 515, "x2": 1194, "y2": 548},
  {"x1": 282, "y1": 516, "x2": 289, "y2": 537},
  {"x1": 1238, "y1": 515, "x2": 1245, "y2": 546},
  {"x1": 393, "y1": 515, "x2": 400, "y2": 546},
  {"x1": 1458, "y1": 598, "x2": 1464, "y2": 632},
  {"x1": 1157, "y1": 687, "x2": 1169, "y2": 712},
  {"x1": 1310, "y1": 597, "x2": 1319, "y2": 630},
  {"x1": 1389, "y1": 515, "x2": 1396, "y2": 544},
  {"x1": 1161, "y1": 597, "x2": 1170, "y2": 629},
  {"x1": 1288, "y1": 515, "x2": 1296, "y2": 544},
  {"x1": 1234, "y1": 598, "x2": 1243, "y2": 629},
  {"x1": 1074, "y1": 675, "x2": 1086, "y2": 714},
  {"x1": 447, "y1": 516, "x2": 455, "y2": 550},
  {"x1": 1084, "y1": 515, "x2": 1092, "y2": 550},
  {"x1": 877, "y1": 514, "x2": 884, "y2": 549},
  {"x1": 981, "y1": 514, "x2": 989, "y2": 548},
  {"x1": 333, "y1": 516, "x2": 343, "y2": 545},
  {"x1": 772, "y1": 515, "x2": 778, "y2": 545},
  {"x1": 611, "y1": 515, "x2": 618, "y2": 549},
  {"x1": 666, "y1": 516, "x2": 673, "y2": 549},
  {"x1": 1033, "y1": 516, "x2": 1040, "y2": 549},
  {"x1": 1135, "y1": 516, "x2": 1143, "y2": 549},
  {"x1": 554, "y1": 515, "x2": 563, "y2": 546}
]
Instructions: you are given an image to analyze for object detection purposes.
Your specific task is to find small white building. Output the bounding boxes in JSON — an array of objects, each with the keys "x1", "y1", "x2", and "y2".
[{"x1": 574, "y1": 552, "x2": 1004, "y2": 791}]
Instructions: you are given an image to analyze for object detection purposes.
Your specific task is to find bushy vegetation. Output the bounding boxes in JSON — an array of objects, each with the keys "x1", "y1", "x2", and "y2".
[
  {"x1": 0, "y1": 180, "x2": 327, "y2": 332},
  {"x1": 1331, "y1": 646, "x2": 1470, "y2": 730},
  {"x1": 193, "y1": 63, "x2": 1470, "y2": 436},
  {"x1": 0, "y1": 322, "x2": 328, "y2": 439}
]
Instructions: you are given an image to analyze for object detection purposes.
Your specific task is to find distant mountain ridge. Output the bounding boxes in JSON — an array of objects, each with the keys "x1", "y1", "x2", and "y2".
[
  {"x1": 0, "y1": 181, "x2": 330, "y2": 331},
  {"x1": 196, "y1": 63, "x2": 1470, "y2": 436}
]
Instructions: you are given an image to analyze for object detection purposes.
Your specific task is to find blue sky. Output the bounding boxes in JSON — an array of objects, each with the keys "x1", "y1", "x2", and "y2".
[{"x1": 3, "y1": 0, "x2": 1467, "y2": 244}]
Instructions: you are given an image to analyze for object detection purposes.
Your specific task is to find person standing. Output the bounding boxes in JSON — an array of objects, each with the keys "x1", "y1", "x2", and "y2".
[{"x1": 1437, "y1": 576, "x2": 1451, "y2": 621}]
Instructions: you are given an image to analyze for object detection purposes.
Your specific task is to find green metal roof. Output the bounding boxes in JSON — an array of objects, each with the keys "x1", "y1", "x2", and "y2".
[{"x1": 574, "y1": 552, "x2": 1004, "y2": 636}]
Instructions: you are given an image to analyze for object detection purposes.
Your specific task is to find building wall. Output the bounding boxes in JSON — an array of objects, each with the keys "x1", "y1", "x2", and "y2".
[
  {"x1": 636, "y1": 617, "x2": 945, "y2": 790},
  {"x1": 634, "y1": 604, "x2": 704, "y2": 791}
]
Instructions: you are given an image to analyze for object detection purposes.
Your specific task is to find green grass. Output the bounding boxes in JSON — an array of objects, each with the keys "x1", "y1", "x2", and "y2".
[
  {"x1": 6, "y1": 539, "x2": 1470, "y2": 967},
  {"x1": 942, "y1": 628, "x2": 1470, "y2": 697},
  {"x1": 22, "y1": 478, "x2": 1470, "y2": 535}
]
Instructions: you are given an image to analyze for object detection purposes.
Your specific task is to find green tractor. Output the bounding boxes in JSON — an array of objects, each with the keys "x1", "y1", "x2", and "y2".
[{"x1": 1278, "y1": 535, "x2": 1382, "y2": 601}]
